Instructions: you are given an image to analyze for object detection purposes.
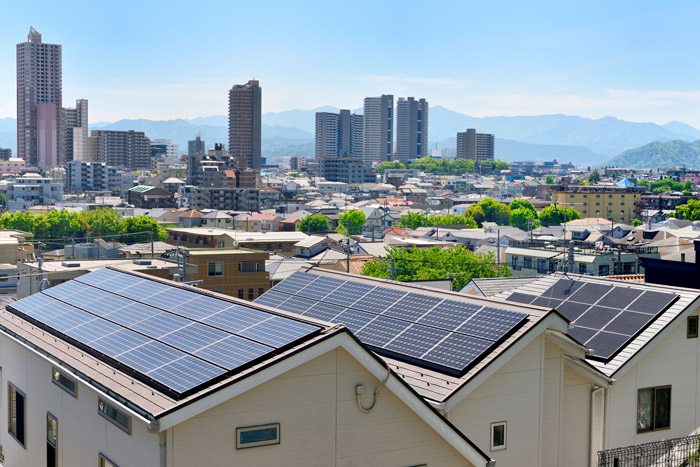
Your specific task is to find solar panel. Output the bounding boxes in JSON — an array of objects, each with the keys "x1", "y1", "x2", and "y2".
[
  {"x1": 568, "y1": 283, "x2": 613, "y2": 304},
  {"x1": 418, "y1": 300, "x2": 481, "y2": 330},
  {"x1": 526, "y1": 278, "x2": 679, "y2": 362},
  {"x1": 627, "y1": 291, "x2": 677, "y2": 314},
  {"x1": 383, "y1": 293, "x2": 443, "y2": 321},
  {"x1": 507, "y1": 292, "x2": 537, "y2": 304},
  {"x1": 7, "y1": 268, "x2": 322, "y2": 400},
  {"x1": 530, "y1": 297, "x2": 563, "y2": 309},
  {"x1": 574, "y1": 306, "x2": 621, "y2": 329},
  {"x1": 256, "y1": 270, "x2": 529, "y2": 376}
]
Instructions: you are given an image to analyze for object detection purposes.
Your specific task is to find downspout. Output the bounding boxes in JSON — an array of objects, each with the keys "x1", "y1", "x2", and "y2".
[
  {"x1": 159, "y1": 431, "x2": 167, "y2": 467},
  {"x1": 590, "y1": 386, "x2": 605, "y2": 467}
]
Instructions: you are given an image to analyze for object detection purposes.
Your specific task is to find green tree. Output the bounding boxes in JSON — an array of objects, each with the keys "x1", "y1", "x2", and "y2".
[
  {"x1": 632, "y1": 219, "x2": 642, "y2": 227},
  {"x1": 509, "y1": 207, "x2": 540, "y2": 230},
  {"x1": 375, "y1": 161, "x2": 406, "y2": 174},
  {"x1": 589, "y1": 171, "x2": 601, "y2": 184},
  {"x1": 122, "y1": 215, "x2": 167, "y2": 243},
  {"x1": 337, "y1": 210, "x2": 366, "y2": 236},
  {"x1": 83, "y1": 207, "x2": 124, "y2": 237},
  {"x1": 361, "y1": 245, "x2": 511, "y2": 291},
  {"x1": 429, "y1": 214, "x2": 477, "y2": 228},
  {"x1": 508, "y1": 199, "x2": 537, "y2": 216},
  {"x1": 538, "y1": 206, "x2": 581, "y2": 225},
  {"x1": 400, "y1": 211, "x2": 431, "y2": 229},
  {"x1": 43, "y1": 210, "x2": 89, "y2": 240},
  {"x1": 297, "y1": 214, "x2": 330, "y2": 233},
  {"x1": 0, "y1": 193, "x2": 7, "y2": 209},
  {"x1": 493, "y1": 161, "x2": 510, "y2": 171},
  {"x1": 466, "y1": 198, "x2": 511, "y2": 226},
  {"x1": 670, "y1": 199, "x2": 700, "y2": 220},
  {"x1": 449, "y1": 158, "x2": 475, "y2": 175},
  {"x1": 545, "y1": 175, "x2": 555, "y2": 184}
]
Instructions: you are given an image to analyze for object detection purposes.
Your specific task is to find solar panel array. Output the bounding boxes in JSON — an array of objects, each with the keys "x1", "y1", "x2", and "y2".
[
  {"x1": 7, "y1": 268, "x2": 321, "y2": 399},
  {"x1": 506, "y1": 279, "x2": 678, "y2": 362},
  {"x1": 255, "y1": 271, "x2": 528, "y2": 376}
]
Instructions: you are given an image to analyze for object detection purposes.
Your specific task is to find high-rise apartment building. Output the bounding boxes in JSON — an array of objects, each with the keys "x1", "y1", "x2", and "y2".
[
  {"x1": 456, "y1": 129, "x2": 495, "y2": 162},
  {"x1": 66, "y1": 160, "x2": 121, "y2": 192},
  {"x1": 363, "y1": 95, "x2": 393, "y2": 167},
  {"x1": 188, "y1": 134, "x2": 206, "y2": 156},
  {"x1": 0, "y1": 149, "x2": 12, "y2": 161},
  {"x1": 17, "y1": 27, "x2": 63, "y2": 168},
  {"x1": 63, "y1": 99, "x2": 88, "y2": 163},
  {"x1": 396, "y1": 97, "x2": 428, "y2": 162},
  {"x1": 88, "y1": 130, "x2": 152, "y2": 169},
  {"x1": 228, "y1": 80, "x2": 261, "y2": 171},
  {"x1": 315, "y1": 109, "x2": 363, "y2": 159},
  {"x1": 151, "y1": 139, "x2": 179, "y2": 164}
]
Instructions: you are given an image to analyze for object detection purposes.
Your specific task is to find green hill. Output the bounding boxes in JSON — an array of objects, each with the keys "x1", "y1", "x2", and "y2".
[{"x1": 604, "y1": 139, "x2": 700, "y2": 169}]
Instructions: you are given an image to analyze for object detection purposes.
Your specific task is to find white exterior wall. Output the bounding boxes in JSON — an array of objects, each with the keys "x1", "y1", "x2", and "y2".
[
  {"x1": 448, "y1": 334, "x2": 595, "y2": 467},
  {"x1": 169, "y1": 348, "x2": 472, "y2": 467},
  {"x1": 0, "y1": 335, "x2": 159, "y2": 467},
  {"x1": 605, "y1": 309, "x2": 700, "y2": 449}
]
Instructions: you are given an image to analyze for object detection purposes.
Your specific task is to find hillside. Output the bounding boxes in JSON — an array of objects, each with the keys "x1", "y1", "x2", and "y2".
[{"x1": 604, "y1": 139, "x2": 700, "y2": 169}]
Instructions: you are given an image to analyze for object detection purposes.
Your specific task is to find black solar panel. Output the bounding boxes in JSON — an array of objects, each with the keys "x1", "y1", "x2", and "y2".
[
  {"x1": 507, "y1": 292, "x2": 537, "y2": 305},
  {"x1": 534, "y1": 279, "x2": 679, "y2": 362},
  {"x1": 256, "y1": 270, "x2": 529, "y2": 376},
  {"x1": 7, "y1": 268, "x2": 322, "y2": 399}
]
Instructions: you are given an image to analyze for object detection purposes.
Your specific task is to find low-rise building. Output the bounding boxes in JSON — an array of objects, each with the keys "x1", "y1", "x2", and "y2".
[
  {"x1": 166, "y1": 228, "x2": 309, "y2": 257},
  {"x1": 127, "y1": 185, "x2": 176, "y2": 209},
  {"x1": 185, "y1": 247, "x2": 269, "y2": 300},
  {"x1": 5, "y1": 175, "x2": 63, "y2": 210},
  {"x1": 66, "y1": 160, "x2": 121, "y2": 193},
  {"x1": 555, "y1": 186, "x2": 644, "y2": 224}
]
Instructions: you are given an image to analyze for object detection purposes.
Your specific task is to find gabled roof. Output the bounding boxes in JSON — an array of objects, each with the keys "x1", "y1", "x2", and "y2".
[{"x1": 492, "y1": 272, "x2": 700, "y2": 378}]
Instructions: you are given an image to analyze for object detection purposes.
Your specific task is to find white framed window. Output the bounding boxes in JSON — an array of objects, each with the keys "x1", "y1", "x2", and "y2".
[
  {"x1": 490, "y1": 421, "x2": 507, "y2": 451},
  {"x1": 52, "y1": 367, "x2": 77, "y2": 397},
  {"x1": 236, "y1": 423, "x2": 280, "y2": 449},
  {"x1": 8, "y1": 382, "x2": 26, "y2": 447},
  {"x1": 98, "y1": 398, "x2": 131, "y2": 434}
]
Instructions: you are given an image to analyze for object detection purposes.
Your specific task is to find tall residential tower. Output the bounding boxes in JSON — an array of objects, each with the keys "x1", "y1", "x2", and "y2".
[
  {"x1": 63, "y1": 99, "x2": 88, "y2": 163},
  {"x1": 362, "y1": 95, "x2": 393, "y2": 167},
  {"x1": 456, "y1": 129, "x2": 495, "y2": 162},
  {"x1": 228, "y1": 80, "x2": 262, "y2": 171},
  {"x1": 396, "y1": 97, "x2": 428, "y2": 162},
  {"x1": 17, "y1": 27, "x2": 63, "y2": 168},
  {"x1": 315, "y1": 109, "x2": 363, "y2": 159}
]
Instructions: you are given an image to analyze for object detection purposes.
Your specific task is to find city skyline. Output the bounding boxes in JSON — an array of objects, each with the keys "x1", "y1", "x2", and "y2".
[{"x1": 3, "y1": 1, "x2": 700, "y2": 127}]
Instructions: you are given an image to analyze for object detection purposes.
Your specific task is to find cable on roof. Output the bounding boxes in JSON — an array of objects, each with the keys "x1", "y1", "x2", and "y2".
[{"x1": 356, "y1": 357, "x2": 391, "y2": 414}]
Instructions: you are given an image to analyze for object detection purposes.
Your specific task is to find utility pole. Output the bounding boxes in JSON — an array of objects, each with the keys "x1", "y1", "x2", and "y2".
[
  {"x1": 497, "y1": 229, "x2": 501, "y2": 266},
  {"x1": 568, "y1": 241, "x2": 574, "y2": 273},
  {"x1": 382, "y1": 258, "x2": 400, "y2": 280}
]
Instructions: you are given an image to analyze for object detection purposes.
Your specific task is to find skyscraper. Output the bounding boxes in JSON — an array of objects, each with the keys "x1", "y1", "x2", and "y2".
[
  {"x1": 396, "y1": 97, "x2": 428, "y2": 162},
  {"x1": 88, "y1": 130, "x2": 152, "y2": 169},
  {"x1": 363, "y1": 95, "x2": 393, "y2": 167},
  {"x1": 17, "y1": 27, "x2": 63, "y2": 168},
  {"x1": 315, "y1": 109, "x2": 363, "y2": 159},
  {"x1": 456, "y1": 129, "x2": 495, "y2": 162},
  {"x1": 64, "y1": 99, "x2": 88, "y2": 163},
  {"x1": 188, "y1": 134, "x2": 206, "y2": 157},
  {"x1": 228, "y1": 80, "x2": 261, "y2": 171}
]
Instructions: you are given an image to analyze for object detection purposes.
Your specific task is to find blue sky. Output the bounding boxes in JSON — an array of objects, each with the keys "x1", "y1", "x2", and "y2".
[{"x1": 2, "y1": 0, "x2": 700, "y2": 126}]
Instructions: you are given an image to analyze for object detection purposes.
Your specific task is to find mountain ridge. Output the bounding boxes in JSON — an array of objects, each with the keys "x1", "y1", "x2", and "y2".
[{"x1": 604, "y1": 139, "x2": 700, "y2": 169}]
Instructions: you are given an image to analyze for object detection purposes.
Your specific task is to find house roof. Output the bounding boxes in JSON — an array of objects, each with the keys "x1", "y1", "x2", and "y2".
[
  {"x1": 128, "y1": 185, "x2": 156, "y2": 193},
  {"x1": 492, "y1": 272, "x2": 700, "y2": 378},
  {"x1": 255, "y1": 266, "x2": 569, "y2": 404},
  {"x1": 462, "y1": 277, "x2": 540, "y2": 297}
]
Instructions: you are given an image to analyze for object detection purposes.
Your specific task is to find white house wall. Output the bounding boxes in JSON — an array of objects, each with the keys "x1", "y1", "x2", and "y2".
[
  {"x1": 168, "y1": 348, "x2": 472, "y2": 467},
  {"x1": 0, "y1": 335, "x2": 160, "y2": 467}
]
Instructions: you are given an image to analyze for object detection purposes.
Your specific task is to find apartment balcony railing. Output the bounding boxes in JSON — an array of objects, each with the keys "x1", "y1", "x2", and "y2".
[{"x1": 598, "y1": 434, "x2": 700, "y2": 466}]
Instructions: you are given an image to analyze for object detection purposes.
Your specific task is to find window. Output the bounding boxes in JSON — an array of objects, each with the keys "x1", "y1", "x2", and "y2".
[
  {"x1": 236, "y1": 423, "x2": 280, "y2": 449},
  {"x1": 688, "y1": 316, "x2": 698, "y2": 339},
  {"x1": 238, "y1": 262, "x2": 243, "y2": 272},
  {"x1": 238, "y1": 289, "x2": 244, "y2": 299},
  {"x1": 599, "y1": 265, "x2": 610, "y2": 276},
  {"x1": 511, "y1": 256, "x2": 519, "y2": 270},
  {"x1": 98, "y1": 398, "x2": 131, "y2": 434},
  {"x1": 523, "y1": 257, "x2": 532, "y2": 269},
  {"x1": 579, "y1": 263, "x2": 587, "y2": 274},
  {"x1": 637, "y1": 386, "x2": 671, "y2": 432},
  {"x1": 248, "y1": 288, "x2": 254, "y2": 300},
  {"x1": 8, "y1": 383, "x2": 25, "y2": 446},
  {"x1": 537, "y1": 258, "x2": 547, "y2": 274},
  {"x1": 258, "y1": 288, "x2": 264, "y2": 297},
  {"x1": 254, "y1": 262, "x2": 260, "y2": 272},
  {"x1": 47, "y1": 413, "x2": 58, "y2": 467},
  {"x1": 490, "y1": 422, "x2": 507, "y2": 450},
  {"x1": 217, "y1": 240, "x2": 225, "y2": 248},
  {"x1": 208, "y1": 261, "x2": 223, "y2": 277},
  {"x1": 52, "y1": 367, "x2": 77, "y2": 397},
  {"x1": 99, "y1": 454, "x2": 119, "y2": 467}
]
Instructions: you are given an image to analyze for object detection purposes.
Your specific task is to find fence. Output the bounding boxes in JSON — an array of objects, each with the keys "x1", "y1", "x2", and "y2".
[{"x1": 598, "y1": 434, "x2": 700, "y2": 466}]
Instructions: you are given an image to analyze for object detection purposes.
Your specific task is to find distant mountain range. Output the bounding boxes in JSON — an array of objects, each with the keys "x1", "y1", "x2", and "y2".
[
  {"x1": 604, "y1": 139, "x2": 700, "y2": 169},
  {"x1": 1, "y1": 106, "x2": 699, "y2": 167}
]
